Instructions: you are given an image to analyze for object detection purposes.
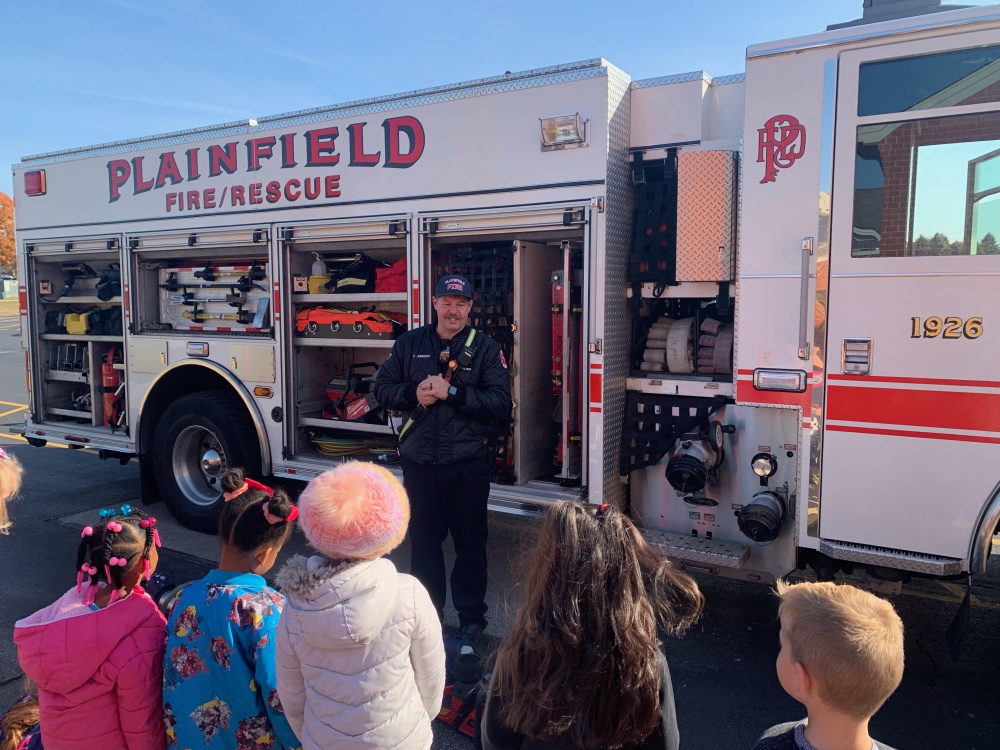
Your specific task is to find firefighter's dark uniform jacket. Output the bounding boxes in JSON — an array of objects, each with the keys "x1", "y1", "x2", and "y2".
[{"x1": 374, "y1": 323, "x2": 511, "y2": 465}]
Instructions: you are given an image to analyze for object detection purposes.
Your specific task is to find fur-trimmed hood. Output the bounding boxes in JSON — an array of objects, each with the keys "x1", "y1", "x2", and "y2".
[{"x1": 276, "y1": 554, "x2": 398, "y2": 646}]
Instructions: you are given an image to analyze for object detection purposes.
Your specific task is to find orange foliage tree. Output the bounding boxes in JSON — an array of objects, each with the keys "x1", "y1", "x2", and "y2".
[{"x1": 0, "y1": 192, "x2": 14, "y2": 274}]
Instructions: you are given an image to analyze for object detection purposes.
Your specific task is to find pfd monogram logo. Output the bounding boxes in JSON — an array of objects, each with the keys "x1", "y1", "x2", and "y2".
[{"x1": 757, "y1": 115, "x2": 806, "y2": 184}]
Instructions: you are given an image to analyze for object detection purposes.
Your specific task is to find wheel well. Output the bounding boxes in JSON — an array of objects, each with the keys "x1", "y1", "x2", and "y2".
[{"x1": 136, "y1": 363, "x2": 271, "y2": 475}]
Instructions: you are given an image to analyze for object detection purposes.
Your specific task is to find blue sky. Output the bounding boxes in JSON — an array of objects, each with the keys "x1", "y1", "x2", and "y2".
[{"x1": 1, "y1": 0, "x2": 991, "y2": 198}]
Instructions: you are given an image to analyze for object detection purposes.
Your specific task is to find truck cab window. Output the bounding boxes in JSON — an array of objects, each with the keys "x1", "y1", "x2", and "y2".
[
  {"x1": 858, "y1": 43, "x2": 1000, "y2": 116},
  {"x1": 850, "y1": 111, "x2": 1000, "y2": 257}
]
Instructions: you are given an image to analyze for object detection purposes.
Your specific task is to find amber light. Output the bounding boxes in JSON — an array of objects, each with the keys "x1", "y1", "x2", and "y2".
[
  {"x1": 24, "y1": 170, "x2": 47, "y2": 196},
  {"x1": 253, "y1": 386, "x2": 273, "y2": 398}
]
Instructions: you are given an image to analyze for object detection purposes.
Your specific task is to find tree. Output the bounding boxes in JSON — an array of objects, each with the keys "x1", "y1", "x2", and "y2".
[
  {"x1": 978, "y1": 232, "x2": 999, "y2": 255},
  {"x1": 0, "y1": 192, "x2": 13, "y2": 274}
]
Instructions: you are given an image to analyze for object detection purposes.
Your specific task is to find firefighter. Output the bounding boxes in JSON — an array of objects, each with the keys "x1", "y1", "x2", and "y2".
[{"x1": 373, "y1": 274, "x2": 512, "y2": 645}]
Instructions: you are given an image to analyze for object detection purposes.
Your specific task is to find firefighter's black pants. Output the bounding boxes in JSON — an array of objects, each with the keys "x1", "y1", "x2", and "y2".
[{"x1": 403, "y1": 455, "x2": 490, "y2": 628}]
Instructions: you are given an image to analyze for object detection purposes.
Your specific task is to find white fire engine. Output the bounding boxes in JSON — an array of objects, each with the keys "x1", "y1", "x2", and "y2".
[{"x1": 11, "y1": 1, "x2": 1000, "y2": 590}]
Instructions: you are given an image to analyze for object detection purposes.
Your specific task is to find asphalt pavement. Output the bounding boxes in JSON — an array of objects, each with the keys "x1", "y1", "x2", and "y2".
[{"x1": 0, "y1": 311, "x2": 997, "y2": 749}]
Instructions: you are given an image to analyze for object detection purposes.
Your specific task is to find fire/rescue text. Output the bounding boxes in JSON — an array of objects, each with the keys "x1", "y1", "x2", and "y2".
[{"x1": 107, "y1": 116, "x2": 425, "y2": 203}]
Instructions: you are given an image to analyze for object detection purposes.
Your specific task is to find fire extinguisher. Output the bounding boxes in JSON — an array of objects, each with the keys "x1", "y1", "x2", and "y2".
[{"x1": 101, "y1": 346, "x2": 123, "y2": 428}]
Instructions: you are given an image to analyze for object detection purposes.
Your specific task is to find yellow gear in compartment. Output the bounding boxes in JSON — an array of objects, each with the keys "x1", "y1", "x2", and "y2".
[
  {"x1": 308, "y1": 276, "x2": 330, "y2": 294},
  {"x1": 64, "y1": 312, "x2": 92, "y2": 335}
]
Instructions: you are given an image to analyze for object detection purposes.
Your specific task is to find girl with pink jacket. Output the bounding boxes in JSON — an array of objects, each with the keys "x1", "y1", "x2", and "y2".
[{"x1": 14, "y1": 506, "x2": 167, "y2": 750}]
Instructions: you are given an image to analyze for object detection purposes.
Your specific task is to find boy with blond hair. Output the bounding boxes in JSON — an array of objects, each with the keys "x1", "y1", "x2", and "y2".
[{"x1": 752, "y1": 580, "x2": 904, "y2": 750}]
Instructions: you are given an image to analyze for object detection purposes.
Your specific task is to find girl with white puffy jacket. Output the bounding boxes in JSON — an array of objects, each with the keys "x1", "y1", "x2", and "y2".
[{"x1": 275, "y1": 462, "x2": 445, "y2": 750}]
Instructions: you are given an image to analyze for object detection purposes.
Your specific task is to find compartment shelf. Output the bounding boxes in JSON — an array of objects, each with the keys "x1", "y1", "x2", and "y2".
[
  {"x1": 40, "y1": 296, "x2": 123, "y2": 304},
  {"x1": 627, "y1": 282, "x2": 724, "y2": 299},
  {"x1": 627, "y1": 375, "x2": 734, "y2": 399},
  {"x1": 41, "y1": 334, "x2": 124, "y2": 342},
  {"x1": 46, "y1": 370, "x2": 89, "y2": 383},
  {"x1": 293, "y1": 337, "x2": 395, "y2": 348},
  {"x1": 300, "y1": 416, "x2": 395, "y2": 435},
  {"x1": 47, "y1": 407, "x2": 93, "y2": 419},
  {"x1": 291, "y1": 293, "x2": 407, "y2": 304}
]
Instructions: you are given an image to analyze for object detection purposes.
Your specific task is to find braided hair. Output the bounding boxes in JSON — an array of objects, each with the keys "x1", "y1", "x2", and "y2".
[
  {"x1": 76, "y1": 507, "x2": 158, "y2": 601},
  {"x1": 218, "y1": 468, "x2": 295, "y2": 553}
]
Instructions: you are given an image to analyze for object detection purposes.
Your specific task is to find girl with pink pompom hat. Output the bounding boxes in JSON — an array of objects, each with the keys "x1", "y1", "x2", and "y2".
[{"x1": 275, "y1": 461, "x2": 445, "y2": 750}]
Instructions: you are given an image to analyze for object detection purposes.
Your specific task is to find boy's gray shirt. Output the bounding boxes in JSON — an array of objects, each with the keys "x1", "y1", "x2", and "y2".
[{"x1": 752, "y1": 721, "x2": 898, "y2": 750}]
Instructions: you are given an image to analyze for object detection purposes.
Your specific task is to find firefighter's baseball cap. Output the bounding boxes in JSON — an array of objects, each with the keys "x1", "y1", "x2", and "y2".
[{"x1": 434, "y1": 274, "x2": 474, "y2": 299}]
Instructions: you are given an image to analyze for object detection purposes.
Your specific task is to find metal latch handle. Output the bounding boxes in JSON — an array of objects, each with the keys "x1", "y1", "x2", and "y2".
[{"x1": 797, "y1": 237, "x2": 814, "y2": 360}]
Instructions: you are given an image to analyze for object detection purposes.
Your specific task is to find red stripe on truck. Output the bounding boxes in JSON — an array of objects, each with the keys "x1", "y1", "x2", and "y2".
[{"x1": 827, "y1": 385, "x2": 1000, "y2": 433}]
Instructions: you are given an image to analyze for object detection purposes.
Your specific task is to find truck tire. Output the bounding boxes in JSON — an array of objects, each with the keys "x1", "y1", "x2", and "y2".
[{"x1": 153, "y1": 391, "x2": 261, "y2": 532}]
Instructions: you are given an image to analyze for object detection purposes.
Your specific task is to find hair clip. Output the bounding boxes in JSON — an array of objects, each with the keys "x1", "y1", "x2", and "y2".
[
  {"x1": 107, "y1": 522, "x2": 123, "y2": 533},
  {"x1": 0, "y1": 447, "x2": 8, "y2": 460},
  {"x1": 81, "y1": 526, "x2": 94, "y2": 538},
  {"x1": 119, "y1": 504, "x2": 132, "y2": 516},
  {"x1": 597, "y1": 503, "x2": 610, "y2": 517},
  {"x1": 99, "y1": 508, "x2": 116, "y2": 519},
  {"x1": 76, "y1": 563, "x2": 98, "y2": 592},
  {"x1": 139, "y1": 516, "x2": 161, "y2": 546}
]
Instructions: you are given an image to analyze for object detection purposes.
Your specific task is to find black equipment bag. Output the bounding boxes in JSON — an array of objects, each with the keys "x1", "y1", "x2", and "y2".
[
  {"x1": 326, "y1": 254, "x2": 378, "y2": 294},
  {"x1": 95, "y1": 263, "x2": 122, "y2": 301}
]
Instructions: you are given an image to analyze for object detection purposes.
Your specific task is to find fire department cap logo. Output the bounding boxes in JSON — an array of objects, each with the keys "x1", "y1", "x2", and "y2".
[
  {"x1": 757, "y1": 114, "x2": 806, "y2": 184},
  {"x1": 434, "y1": 274, "x2": 473, "y2": 299}
]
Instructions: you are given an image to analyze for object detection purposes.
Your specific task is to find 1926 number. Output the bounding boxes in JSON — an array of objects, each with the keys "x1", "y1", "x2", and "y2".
[{"x1": 910, "y1": 316, "x2": 983, "y2": 339}]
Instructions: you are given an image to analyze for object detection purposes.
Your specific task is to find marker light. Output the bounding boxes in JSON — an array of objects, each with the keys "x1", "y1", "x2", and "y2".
[
  {"x1": 753, "y1": 369, "x2": 806, "y2": 392},
  {"x1": 24, "y1": 170, "x2": 47, "y2": 196},
  {"x1": 540, "y1": 114, "x2": 586, "y2": 150}
]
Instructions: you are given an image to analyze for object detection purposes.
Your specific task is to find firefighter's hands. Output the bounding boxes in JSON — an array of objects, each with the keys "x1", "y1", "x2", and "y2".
[{"x1": 418, "y1": 375, "x2": 449, "y2": 405}]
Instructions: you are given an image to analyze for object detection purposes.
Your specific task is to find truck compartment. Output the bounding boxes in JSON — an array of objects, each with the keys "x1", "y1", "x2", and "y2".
[
  {"x1": 27, "y1": 239, "x2": 127, "y2": 434},
  {"x1": 281, "y1": 219, "x2": 407, "y2": 466}
]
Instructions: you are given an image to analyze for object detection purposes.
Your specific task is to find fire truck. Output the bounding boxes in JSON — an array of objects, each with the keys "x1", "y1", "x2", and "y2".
[{"x1": 11, "y1": 0, "x2": 1000, "y2": 590}]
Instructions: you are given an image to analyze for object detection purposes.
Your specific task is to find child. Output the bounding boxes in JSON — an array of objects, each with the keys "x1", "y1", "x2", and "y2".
[
  {"x1": 0, "y1": 681, "x2": 41, "y2": 750},
  {"x1": 752, "y1": 580, "x2": 904, "y2": 750},
  {"x1": 162, "y1": 468, "x2": 300, "y2": 750},
  {"x1": 0, "y1": 447, "x2": 25, "y2": 534},
  {"x1": 14, "y1": 506, "x2": 166, "y2": 750},
  {"x1": 275, "y1": 461, "x2": 445, "y2": 750},
  {"x1": 481, "y1": 501, "x2": 704, "y2": 750}
]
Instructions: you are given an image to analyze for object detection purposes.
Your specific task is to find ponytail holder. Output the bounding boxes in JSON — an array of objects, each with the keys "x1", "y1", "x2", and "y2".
[
  {"x1": 81, "y1": 526, "x2": 94, "y2": 538},
  {"x1": 262, "y1": 501, "x2": 298, "y2": 525},
  {"x1": 119, "y1": 504, "x2": 132, "y2": 516},
  {"x1": 597, "y1": 503, "x2": 610, "y2": 517},
  {"x1": 107, "y1": 522, "x2": 123, "y2": 533},
  {"x1": 108, "y1": 557, "x2": 127, "y2": 567},
  {"x1": 0, "y1": 447, "x2": 8, "y2": 459},
  {"x1": 223, "y1": 483, "x2": 249, "y2": 502},
  {"x1": 99, "y1": 508, "x2": 116, "y2": 519},
  {"x1": 139, "y1": 518, "x2": 155, "y2": 529},
  {"x1": 246, "y1": 479, "x2": 274, "y2": 497}
]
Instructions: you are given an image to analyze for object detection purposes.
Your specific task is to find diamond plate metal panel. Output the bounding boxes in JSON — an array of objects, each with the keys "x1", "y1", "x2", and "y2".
[
  {"x1": 643, "y1": 529, "x2": 751, "y2": 568},
  {"x1": 18, "y1": 60, "x2": 609, "y2": 168},
  {"x1": 602, "y1": 63, "x2": 632, "y2": 508},
  {"x1": 676, "y1": 150, "x2": 738, "y2": 281},
  {"x1": 819, "y1": 540, "x2": 963, "y2": 575}
]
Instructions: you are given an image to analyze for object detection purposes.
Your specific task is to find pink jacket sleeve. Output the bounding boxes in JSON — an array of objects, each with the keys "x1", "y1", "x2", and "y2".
[{"x1": 116, "y1": 641, "x2": 167, "y2": 750}]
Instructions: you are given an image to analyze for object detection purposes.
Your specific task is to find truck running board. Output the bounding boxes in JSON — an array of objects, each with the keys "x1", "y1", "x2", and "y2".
[
  {"x1": 819, "y1": 540, "x2": 963, "y2": 576},
  {"x1": 642, "y1": 529, "x2": 751, "y2": 569}
]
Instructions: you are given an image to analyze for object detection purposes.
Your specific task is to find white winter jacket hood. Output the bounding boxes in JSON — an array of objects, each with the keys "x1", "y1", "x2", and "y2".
[{"x1": 275, "y1": 554, "x2": 445, "y2": 750}]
